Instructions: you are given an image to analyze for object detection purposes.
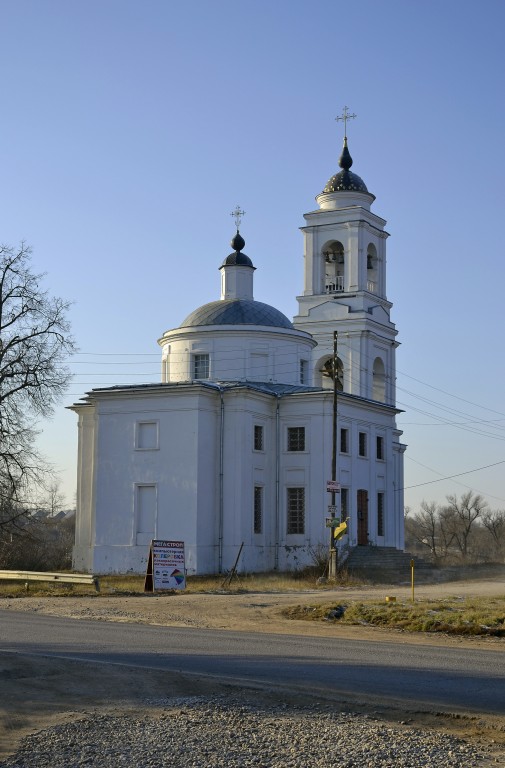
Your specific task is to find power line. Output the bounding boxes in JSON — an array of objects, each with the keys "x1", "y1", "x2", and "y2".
[
  {"x1": 397, "y1": 368, "x2": 505, "y2": 418},
  {"x1": 402, "y1": 459, "x2": 505, "y2": 490},
  {"x1": 405, "y1": 456, "x2": 505, "y2": 504}
]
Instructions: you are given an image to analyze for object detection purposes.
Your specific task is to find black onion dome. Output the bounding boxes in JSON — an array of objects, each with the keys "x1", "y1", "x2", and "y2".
[
  {"x1": 231, "y1": 231, "x2": 245, "y2": 251},
  {"x1": 181, "y1": 299, "x2": 294, "y2": 329},
  {"x1": 221, "y1": 230, "x2": 254, "y2": 267},
  {"x1": 322, "y1": 137, "x2": 369, "y2": 194}
]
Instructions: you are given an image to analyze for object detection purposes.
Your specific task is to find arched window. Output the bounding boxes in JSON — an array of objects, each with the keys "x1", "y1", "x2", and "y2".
[
  {"x1": 322, "y1": 241, "x2": 345, "y2": 294},
  {"x1": 372, "y1": 357, "x2": 386, "y2": 402},
  {"x1": 317, "y1": 355, "x2": 344, "y2": 392},
  {"x1": 366, "y1": 243, "x2": 378, "y2": 293}
]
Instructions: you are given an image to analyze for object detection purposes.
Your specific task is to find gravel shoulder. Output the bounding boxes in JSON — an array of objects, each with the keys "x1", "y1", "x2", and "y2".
[{"x1": 1, "y1": 577, "x2": 504, "y2": 765}]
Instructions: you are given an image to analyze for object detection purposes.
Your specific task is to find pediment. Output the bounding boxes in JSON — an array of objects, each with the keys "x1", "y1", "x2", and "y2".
[{"x1": 307, "y1": 301, "x2": 349, "y2": 321}]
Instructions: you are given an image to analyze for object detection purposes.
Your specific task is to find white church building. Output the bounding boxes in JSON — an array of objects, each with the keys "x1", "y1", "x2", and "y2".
[{"x1": 70, "y1": 130, "x2": 406, "y2": 575}]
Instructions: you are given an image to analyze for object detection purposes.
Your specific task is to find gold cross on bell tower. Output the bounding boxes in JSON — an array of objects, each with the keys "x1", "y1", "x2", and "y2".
[
  {"x1": 230, "y1": 205, "x2": 245, "y2": 231},
  {"x1": 335, "y1": 106, "x2": 356, "y2": 137}
]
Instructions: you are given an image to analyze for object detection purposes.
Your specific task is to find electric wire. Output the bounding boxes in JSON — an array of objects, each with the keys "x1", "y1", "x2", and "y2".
[
  {"x1": 62, "y1": 343, "x2": 505, "y2": 501},
  {"x1": 404, "y1": 455, "x2": 505, "y2": 504}
]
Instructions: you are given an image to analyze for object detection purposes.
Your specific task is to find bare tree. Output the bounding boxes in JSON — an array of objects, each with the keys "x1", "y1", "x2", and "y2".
[
  {"x1": 437, "y1": 505, "x2": 458, "y2": 561},
  {"x1": 40, "y1": 479, "x2": 66, "y2": 517},
  {"x1": 481, "y1": 509, "x2": 505, "y2": 561},
  {"x1": 404, "y1": 501, "x2": 441, "y2": 563},
  {"x1": 0, "y1": 243, "x2": 75, "y2": 534},
  {"x1": 0, "y1": 510, "x2": 75, "y2": 570},
  {"x1": 444, "y1": 491, "x2": 488, "y2": 561}
]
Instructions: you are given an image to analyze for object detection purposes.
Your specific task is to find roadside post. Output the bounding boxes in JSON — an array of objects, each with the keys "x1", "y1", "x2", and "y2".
[{"x1": 411, "y1": 558, "x2": 415, "y2": 602}]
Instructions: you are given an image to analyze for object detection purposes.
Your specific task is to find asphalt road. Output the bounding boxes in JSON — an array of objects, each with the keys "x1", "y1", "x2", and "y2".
[{"x1": 1, "y1": 610, "x2": 504, "y2": 715}]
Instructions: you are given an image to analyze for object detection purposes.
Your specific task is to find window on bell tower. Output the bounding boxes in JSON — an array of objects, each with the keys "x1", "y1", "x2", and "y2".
[
  {"x1": 372, "y1": 357, "x2": 386, "y2": 402},
  {"x1": 366, "y1": 243, "x2": 378, "y2": 294},
  {"x1": 323, "y1": 241, "x2": 345, "y2": 294}
]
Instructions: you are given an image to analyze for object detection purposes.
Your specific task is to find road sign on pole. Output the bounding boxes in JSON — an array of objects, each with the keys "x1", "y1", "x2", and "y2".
[{"x1": 326, "y1": 480, "x2": 340, "y2": 493}]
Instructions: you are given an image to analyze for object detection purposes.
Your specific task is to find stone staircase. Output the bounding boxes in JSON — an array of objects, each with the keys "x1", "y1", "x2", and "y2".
[{"x1": 343, "y1": 546, "x2": 434, "y2": 583}]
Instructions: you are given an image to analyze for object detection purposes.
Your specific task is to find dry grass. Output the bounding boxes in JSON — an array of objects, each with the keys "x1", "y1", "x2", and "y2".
[
  {"x1": 282, "y1": 596, "x2": 505, "y2": 636},
  {"x1": 0, "y1": 569, "x2": 353, "y2": 598}
]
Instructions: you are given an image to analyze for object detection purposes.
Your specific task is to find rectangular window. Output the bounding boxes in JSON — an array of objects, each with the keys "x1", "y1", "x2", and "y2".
[
  {"x1": 254, "y1": 486, "x2": 263, "y2": 534},
  {"x1": 377, "y1": 492, "x2": 385, "y2": 537},
  {"x1": 287, "y1": 426, "x2": 305, "y2": 452},
  {"x1": 287, "y1": 487, "x2": 305, "y2": 534},
  {"x1": 340, "y1": 428, "x2": 349, "y2": 453},
  {"x1": 193, "y1": 353, "x2": 209, "y2": 379},
  {"x1": 340, "y1": 488, "x2": 349, "y2": 518},
  {"x1": 254, "y1": 425, "x2": 264, "y2": 451},
  {"x1": 358, "y1": 431, "x2": 367, "y2": 457},
  {"x1": 135, "y1": 484, "x2": 156, "y2": 546},
  {"x1": 376, "y1": 435, "x2": 384, "y2": 460},
  {"x1": 135, "y1": 421, "x2": 159, "y2": 450},
  {"x1": 300, "y1": 359, "x2": 308, "y2": 385}
]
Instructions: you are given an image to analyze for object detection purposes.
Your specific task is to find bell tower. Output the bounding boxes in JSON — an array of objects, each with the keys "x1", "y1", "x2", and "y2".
[{"x1": 293, "y1": 111, "x2": 398, "y2": 405}]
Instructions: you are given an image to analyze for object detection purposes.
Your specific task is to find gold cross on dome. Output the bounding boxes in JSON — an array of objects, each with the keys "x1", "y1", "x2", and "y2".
[
  {"x1": 335, "y1": 106, "x2": 357, "y2": 137},
  {"x1": 230, "y1": 205, "x2": 245, "y2": 231}
]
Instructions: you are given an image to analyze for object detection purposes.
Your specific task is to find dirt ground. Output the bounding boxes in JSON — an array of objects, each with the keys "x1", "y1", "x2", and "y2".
[{"x1": 1, "y1": 577, "x2": 504, "y2": 762}]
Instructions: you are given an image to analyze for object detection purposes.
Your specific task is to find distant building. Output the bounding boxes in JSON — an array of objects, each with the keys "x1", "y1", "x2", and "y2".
[{"x1": 69, "y1": 133, "x2": 406, "y2": 574}]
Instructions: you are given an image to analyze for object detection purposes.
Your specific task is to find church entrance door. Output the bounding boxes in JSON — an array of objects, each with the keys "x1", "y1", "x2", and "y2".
[{"x1": 357, "y1": 489, "x2": 368, "y2": 545}]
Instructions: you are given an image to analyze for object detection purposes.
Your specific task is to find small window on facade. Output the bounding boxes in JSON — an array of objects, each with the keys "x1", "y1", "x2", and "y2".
[
  {"x1": 135, "y1": 421, "x2": 159, "y2": 450},
  {"x1": 254, "y1": 425, "x2": 264, "y2": 451},
  {"x1": 376, "y1": 435, "x2": 384, "y2": 460},
  {"x1": 193, "y1": 353, "x2": 209, "y2": 379},
  {"x1": 377, "y1": 492, "x2": 385, "y2": 537},
  {"x1": 287, "y1": 487, "x2": 305, "y2": 534},
  {"x1": 340, "y1": 428, "x2": 349, "y2": 453},
  {"x1": 358, "y1": 431, "x2": 367, "y2": 457},
  {"x1": 300, "y1": 359, "x2": 308, "y2": 385},
  {"x1": 340, "y1": 488, "x2": 349, "y2": 518},
  {"x1": 287, "y1": 427, "x2": 305, "y2": 451},
  {"x1": 254, "y1": 486, "x2": 263, "y2": 534}
]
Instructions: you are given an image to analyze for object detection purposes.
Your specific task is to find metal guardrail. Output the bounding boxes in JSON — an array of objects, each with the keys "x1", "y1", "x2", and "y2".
[{"x1": 0, "y1": 569, "x2": 100, "y2": 591}]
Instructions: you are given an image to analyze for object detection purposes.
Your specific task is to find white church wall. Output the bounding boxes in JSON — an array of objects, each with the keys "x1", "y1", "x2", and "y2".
[
  {"x1": 73, "y1": 405, "x2": 97, "y2": 572},
  {"x1": 313, "y1": 395, "x2": 405, "y2": 552},
  {"x1": 72, "y1": 388, "x2": 222, "y2": 574},
  {"x1": 219, "y1": 389, "x2": 277, "y2": 573},
  {"x1": 160, "y1": 326, "x2": 315, "y2": 386},
  {"x1": 72, "y1": 382, "x2": 405, "y2": 575},
  {"x1": 192, "y1": 394, "x2": 221, "y2": 574}
]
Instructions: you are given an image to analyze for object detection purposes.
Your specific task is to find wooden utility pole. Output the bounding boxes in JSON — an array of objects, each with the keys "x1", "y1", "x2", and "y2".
[{"x1": 329, "y1": 330, "x2": 338, "y2": 578}]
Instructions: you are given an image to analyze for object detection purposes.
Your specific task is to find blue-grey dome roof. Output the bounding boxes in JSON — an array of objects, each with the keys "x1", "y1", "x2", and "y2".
[{"x1": 181, "y1": 299, "x2": 294, "y2": 329}]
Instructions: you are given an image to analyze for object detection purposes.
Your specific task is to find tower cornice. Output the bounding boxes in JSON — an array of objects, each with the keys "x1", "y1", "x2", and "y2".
[{"x1": 302, "y1": 208, "x2": 388, "y2": 231}]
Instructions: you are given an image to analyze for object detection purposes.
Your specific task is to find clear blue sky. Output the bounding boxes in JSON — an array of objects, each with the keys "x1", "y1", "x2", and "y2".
[{"x1": 1, "y1": 0, "x2": 504, "y2": 512}]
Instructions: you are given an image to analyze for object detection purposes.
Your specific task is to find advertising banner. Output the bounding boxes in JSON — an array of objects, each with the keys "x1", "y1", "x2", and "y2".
[{"x1": 144, "y1": 539, "x2": 186, "y2": 591}]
